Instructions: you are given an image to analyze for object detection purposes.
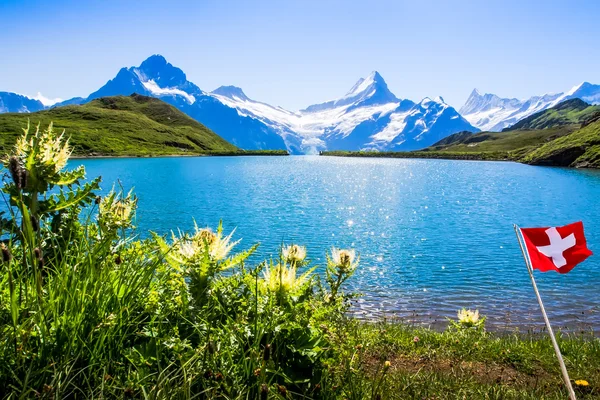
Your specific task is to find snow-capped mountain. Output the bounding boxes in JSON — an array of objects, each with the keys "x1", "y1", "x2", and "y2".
[
  {"x1": 211, "y1": 70, "x2": 478, "y2": 152},
  {"x1": 0, "y1": 92, "x2": 45, "y2": 113},
  {"x1": 460, "y1": 82, "x2": 600, "y2": 131},
  {"x1": 0, "y1": 56, "x2": 481, "y2": 152},
  {"x1": 81, "y1": 55, "x2": 288, "y2": 151}
]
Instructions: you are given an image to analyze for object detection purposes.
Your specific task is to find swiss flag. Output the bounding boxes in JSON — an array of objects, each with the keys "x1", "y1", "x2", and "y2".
[{"x1": 520, "y1": 221, "x2": 593, "y2": 274}]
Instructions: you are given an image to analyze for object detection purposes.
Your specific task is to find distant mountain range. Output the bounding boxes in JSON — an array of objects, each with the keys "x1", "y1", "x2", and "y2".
[
  {"x1": 1, "y1": 54, "x2": 600, "y2": 153},
  {"x1": 460, "y1": 82, "x2": 600, "y2": 132}
]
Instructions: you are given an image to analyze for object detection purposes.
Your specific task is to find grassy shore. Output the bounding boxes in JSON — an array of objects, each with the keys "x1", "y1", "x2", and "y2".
[
  {"x1": 0, "y1": 123, "x2": 598, "y2": 399},
  {"x1": 321, "y1": 149, "x2": 513, "y2": 162}
]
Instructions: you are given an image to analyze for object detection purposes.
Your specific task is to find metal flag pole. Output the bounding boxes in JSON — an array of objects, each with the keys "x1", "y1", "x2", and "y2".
[{"x1": 513, "y1": 224, "x2": 576, "y2": 400}]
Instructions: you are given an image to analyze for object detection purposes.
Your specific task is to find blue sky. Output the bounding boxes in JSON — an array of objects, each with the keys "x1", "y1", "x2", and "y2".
[{"x1": 1, "y1": 0, "x2": 598, "y2": 110}]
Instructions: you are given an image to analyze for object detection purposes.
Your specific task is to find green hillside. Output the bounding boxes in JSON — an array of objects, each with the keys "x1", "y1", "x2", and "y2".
[
  {"x1": 524, "y1": 120, "x2": 600, "y2": 168},
  {"x1": 426, "y1": 127, "x2": 574, "y2": 158},
  {"x1": 0, "y1": 94, "x2": 238, "y2": 156},
  {"x1": 503, "y1": 98, "x2": 600, "y2": 132}
]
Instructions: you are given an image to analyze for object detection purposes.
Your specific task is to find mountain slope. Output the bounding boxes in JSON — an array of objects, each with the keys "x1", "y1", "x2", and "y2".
[
  {"x1": 0, "y1": 94, "x2": 237, "y2": 156},
  {"x1": 503, "y1": 99, "x2": 600, "y2": 132},
  {"x1": 0, "y1": 92, "x2": 45, "y2": 113},
  {"x1": 460, "y1": 83, "x2": 600, "y2": 132},
  {"x1": 524, "y1": 120, "x2": 600, "y2": 168}
]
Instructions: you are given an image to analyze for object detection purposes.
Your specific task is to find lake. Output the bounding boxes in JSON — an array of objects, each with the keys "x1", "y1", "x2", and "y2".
[{"x1": 76, "y1": 156, "x2": 600, "y2": 331}]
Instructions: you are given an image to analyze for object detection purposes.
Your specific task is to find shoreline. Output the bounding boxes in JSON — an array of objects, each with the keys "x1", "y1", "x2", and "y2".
[{"x1": 70, "y1": 151, "x2": 289, "y2": 160}]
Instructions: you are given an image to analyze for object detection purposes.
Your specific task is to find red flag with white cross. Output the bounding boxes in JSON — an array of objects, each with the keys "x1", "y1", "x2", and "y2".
[{"x1": 520, "y1": 221, "x2": 593, "y2": 274}]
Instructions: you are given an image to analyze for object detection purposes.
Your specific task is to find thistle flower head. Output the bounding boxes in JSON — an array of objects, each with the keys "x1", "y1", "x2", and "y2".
[
  {"x1": 281, "y1": 244, "x2": 306, "y2": 263},
  {"x1": 457, "y1": 309, "x2": 480, "y2": 326},
  {"x1": 172, "y1": 224, "x2": 238, "y2": 263},
  {"x1": 98, "y1": 189, "x2": 137, "y2": 231},
  {"x1": 262, "y1": 262, "x2": 314, "y2": 294},
  {"x1": 329, "y1": 247, "x2": 358, "y2": 273},
  {"x1": 8, "y1": 123, "x2": 72, "y2": 175}
]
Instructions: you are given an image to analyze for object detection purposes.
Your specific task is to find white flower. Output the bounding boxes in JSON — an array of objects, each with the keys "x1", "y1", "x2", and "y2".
[
  {"x1": 457, "y1": 309, "x2": 480, "y2": 325},
  {"x1": 10, "y1": 122, "x2": 72, "y2": 174},
  {"x1": 330, "y1": 247, "x2": 357, "y2": 272},
  {"x1": 282, "y1": 244, "x2": 307, "y2": 263},
  {"x1": 173, "y1": 224, "x2": 239, "y2": 262}
]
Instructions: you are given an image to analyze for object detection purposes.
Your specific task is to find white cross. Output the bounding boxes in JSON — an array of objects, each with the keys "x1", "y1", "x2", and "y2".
[{"x1": 536, "y1": 227, "x2": 576, "y2": 268}]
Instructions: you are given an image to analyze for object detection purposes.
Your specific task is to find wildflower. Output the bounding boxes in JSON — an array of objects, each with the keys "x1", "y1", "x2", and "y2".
[
  {"x1": 193, "y1": 226, "x2": 236, "y2": 261},
  {"x1": 413, "y1": 336, "x2": 420, "y2": 343},
  {"x1": 355, "y1": 344, "x2": 363, "y2": 350},
  {"x1": 98, "y1": 189, "x2": 137, "y2": 231},
  {"x1": 172, "y1": 224, "x2": 238, "y2": 263},
  {"x1": 9, "y1": 123, "x2": 72, "y2": 176},
  {"x1": 1, "y1": 243, "x2": 12, "y2": 263},
  {"x1": 7, "y1": 156, "x2": 27, "y2": 190},
  {"x1": 253, "y1": 368, "x2": 261, "y2": 376},
  {"x1": 384, "y1": 360, "x2": 391, "y2": 369},
  {"x1": 457, "y1": 309, "x2": 480, "y2": 326},
  {"x1": 282, "y1": 244, "x2": 307, "y2": 263},
  {"x1": 575, "y1": 380, "x2": 589, "y2": 386},
  {"x1": 262, "y1": 262, "x2": 314, "y2": 294},
  {"x1": 277, "y1": 385, "x2": 287, "y2": 395},
  {"x1": 330, "y1": 247, "x2": 357, "y2": 272}
]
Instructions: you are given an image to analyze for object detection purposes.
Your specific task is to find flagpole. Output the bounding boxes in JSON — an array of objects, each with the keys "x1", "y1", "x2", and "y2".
[{"x1": 513, "y1": 224, "x2": 576, "y2": 400}]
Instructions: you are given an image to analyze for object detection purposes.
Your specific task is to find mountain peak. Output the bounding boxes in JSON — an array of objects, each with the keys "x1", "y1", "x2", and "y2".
[
  {"x1": 368, "y1": 70, "x2": 384, "y2": 82},
  {"x1": 211, "y1": 85, "x2": 249, "y2": 101},
  {"x1": 136, "y1": 54, "x2": 188, "y2": 87},
  {"x1": 140, "y1": 54, "x2": 168, "y2": 68},
  {"x1": 469, "y1": 88, "x2": 482, "y2": 98}
]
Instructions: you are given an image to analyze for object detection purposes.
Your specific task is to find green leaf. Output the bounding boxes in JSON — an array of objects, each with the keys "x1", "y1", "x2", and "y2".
[{"x1": 39, "y1": 177, "x2": 100, "y2": 214}]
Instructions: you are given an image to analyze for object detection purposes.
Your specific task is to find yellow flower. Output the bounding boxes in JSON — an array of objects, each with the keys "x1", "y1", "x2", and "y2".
[
  {"x1": 457, "y1": 309, "x2": 480, "y2": 325},
  {"x1": 329, "y1": 247, "x2": 358, "y2": 273},
  {"x1": 384, "y1": 360, "x2": 391, "y2": 368},
  {"x1": 575, "y1": 380, "x2": 589, "y2": 386},
  {"x1": 98, "y1": 189, "x2": 137, "y2": 230},
  {"x1": 263, "y1": 263, "x2": 314, "y2": 294},
  {"x1": 282, "y1": 244, "x2": 307, "y2": 263},
  {"x1": 172, "y1": 224, "x2": 238, "y2": 263},
  {"x1": 9, "y1": 122, "x2": 72, "y2": 174}
]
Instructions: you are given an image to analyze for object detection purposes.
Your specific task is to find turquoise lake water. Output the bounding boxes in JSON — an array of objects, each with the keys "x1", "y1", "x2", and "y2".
[{"x1": 76, "y1": 156, "x2": 600, "y2": 331}]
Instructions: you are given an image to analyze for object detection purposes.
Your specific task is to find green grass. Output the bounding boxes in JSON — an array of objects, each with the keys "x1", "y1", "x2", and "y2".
[
  {"x1": 524, "y1": 120, "x2": 600, "y2": 168},
  {"x1": 0, "y1": 94, "x2": 239, "y2": 156}
]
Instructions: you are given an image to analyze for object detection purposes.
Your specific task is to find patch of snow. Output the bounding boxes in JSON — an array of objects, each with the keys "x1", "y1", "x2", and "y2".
[{"x1": 141, "y1": 79, "x2": 196, "y2": 104}]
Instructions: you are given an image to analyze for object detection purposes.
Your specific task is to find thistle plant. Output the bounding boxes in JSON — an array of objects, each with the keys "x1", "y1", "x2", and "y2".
[
  {"x1": 1, "y1": 123, "x2": 99, "y2": 298},
  {"x1": 262, "y1": 259, "x2": 315, "y2": 299},
  {"x1": 326, "y1": 247, "x2": 359, "y2": 299},
  {"x1": 281, "y1": 244, "x2": 307, "y2": 265},
  {"x1": 98, "y1": 188, "x2": 137, "y2": 235},
  {"x1": 155, "y1": 221, "x2": 255, "y2": 307},
  {"x1": 448, "y1": 308, "x2": 486, "y2": 332}
]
